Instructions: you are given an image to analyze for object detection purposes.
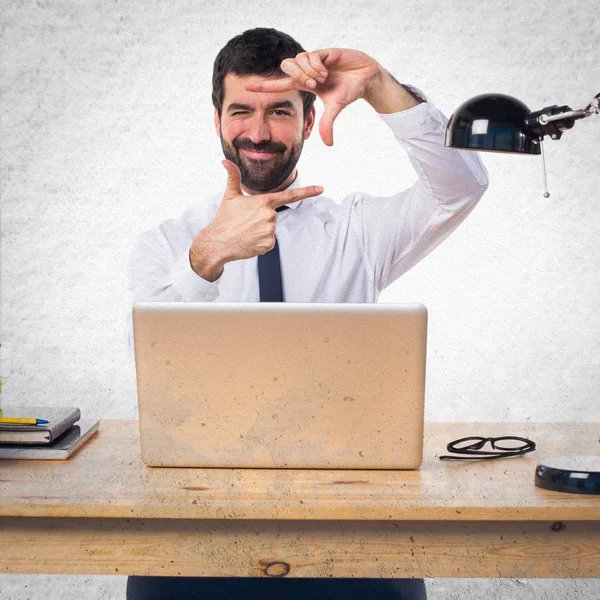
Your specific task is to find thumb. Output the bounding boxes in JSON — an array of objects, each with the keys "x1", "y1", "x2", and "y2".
[
  {"x1": 221, "y1": 159, "x2": 242, "y2": 199},
  {"x1": 319, "y1": 101, "x2": 345, "y2": 147}
]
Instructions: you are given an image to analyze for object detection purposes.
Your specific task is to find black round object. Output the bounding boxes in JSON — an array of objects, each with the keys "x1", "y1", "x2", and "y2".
[
  {"x1": 445, "y1": 93, "x2": 542, "y2": 154},
  {"x1": 535, "y1": 455, "x2": 600, "y2": 495}
]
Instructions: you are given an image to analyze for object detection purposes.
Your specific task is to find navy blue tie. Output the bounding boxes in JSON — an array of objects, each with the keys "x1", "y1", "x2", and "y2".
[{"x1": 258, "y1": 206, "x2": 288, "y2": 302}]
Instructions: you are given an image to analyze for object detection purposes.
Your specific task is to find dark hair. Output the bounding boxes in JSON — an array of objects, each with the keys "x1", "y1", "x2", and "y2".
[{"x1": 212, "y1": 27, "x2": 316, "y2": 121}]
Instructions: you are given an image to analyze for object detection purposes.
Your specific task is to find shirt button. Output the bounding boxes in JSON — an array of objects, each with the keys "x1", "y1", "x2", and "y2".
[{"x1": 203, "y1": 292, "x2": 213, "y2": 300}]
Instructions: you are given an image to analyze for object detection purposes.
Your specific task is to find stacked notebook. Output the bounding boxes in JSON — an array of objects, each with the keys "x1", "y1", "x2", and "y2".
[{"x1": 0, "y1": 406, "x2": 99, "y2": 460}]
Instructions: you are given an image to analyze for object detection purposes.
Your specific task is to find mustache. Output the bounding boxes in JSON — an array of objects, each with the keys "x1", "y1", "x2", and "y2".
[{"x1": 234, "y1": 139, "x2": 286, "y2": 153}]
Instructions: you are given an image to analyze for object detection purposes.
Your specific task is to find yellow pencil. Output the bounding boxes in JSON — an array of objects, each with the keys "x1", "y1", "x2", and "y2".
[{"x1": 0, "y1": 417, "x2": 49, "y2": 425}]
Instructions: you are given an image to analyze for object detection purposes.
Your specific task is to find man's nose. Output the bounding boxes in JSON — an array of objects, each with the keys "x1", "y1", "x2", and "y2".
[{"x1": 248, "y1": 115, "x2": 270, "y2": 144}]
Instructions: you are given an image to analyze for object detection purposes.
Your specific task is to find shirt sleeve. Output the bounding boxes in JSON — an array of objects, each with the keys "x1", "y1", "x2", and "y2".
[
  {"x1": 127, "y1": 206, "x2": 221, "y2": 304},
  {"x1": 125, "y1": 204, "x2": 221, "y2": 360},
  {"x1": 348, "y1": 93, "x2": 489, "y2": 292}
]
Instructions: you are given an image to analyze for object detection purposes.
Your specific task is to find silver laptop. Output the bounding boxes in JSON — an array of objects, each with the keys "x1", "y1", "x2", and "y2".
[{"x1": 133, "y1": 303, "x2": 427, "y2": 469}]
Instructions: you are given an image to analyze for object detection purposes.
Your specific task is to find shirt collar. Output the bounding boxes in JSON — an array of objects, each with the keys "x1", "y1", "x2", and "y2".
[
  {"x1": 280, "y1": 170, "x2": 304, "y2": 210},
  {"x1": 241, "y1": 170, "x2": 305, "y2": 210}
]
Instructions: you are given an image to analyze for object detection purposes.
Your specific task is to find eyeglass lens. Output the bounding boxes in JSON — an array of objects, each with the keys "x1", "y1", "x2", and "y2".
[{"x1": 491, "y1": 437, "x2": 531, "y2": 451}]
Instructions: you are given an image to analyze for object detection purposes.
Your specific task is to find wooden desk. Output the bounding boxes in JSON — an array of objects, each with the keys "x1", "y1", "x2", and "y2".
[{"x1": 1, "y1": 421, "x2": 599, "y2": 578}]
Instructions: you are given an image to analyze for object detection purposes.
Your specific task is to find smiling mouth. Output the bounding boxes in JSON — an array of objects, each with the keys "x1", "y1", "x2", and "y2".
[{"x1": 241, "y1": 149, "x2": 279, "y2": 159}]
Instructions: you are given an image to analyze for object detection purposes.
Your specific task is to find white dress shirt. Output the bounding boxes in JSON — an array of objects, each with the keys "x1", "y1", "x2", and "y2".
[{"x1": 128, "y1": 91, "x2": 488, "y2": 307}]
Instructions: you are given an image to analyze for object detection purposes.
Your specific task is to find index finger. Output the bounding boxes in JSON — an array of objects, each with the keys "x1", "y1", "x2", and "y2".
[
  {"x1": 244, "y1": 78, "x2": 299, "y2": 93},
  {"x1": 267, "y1": 185, "x2": 324, "y2": 209}
]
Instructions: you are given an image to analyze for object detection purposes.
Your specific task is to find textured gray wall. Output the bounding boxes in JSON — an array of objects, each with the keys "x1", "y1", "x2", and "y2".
[{"x1": 1, "y1": 0, "x2": 599, "y2": 598}]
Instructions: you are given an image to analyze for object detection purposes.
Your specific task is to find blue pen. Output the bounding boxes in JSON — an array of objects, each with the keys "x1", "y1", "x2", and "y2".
[{"x1": 0, "y1": 417, "x2": 49, "y2": 425}]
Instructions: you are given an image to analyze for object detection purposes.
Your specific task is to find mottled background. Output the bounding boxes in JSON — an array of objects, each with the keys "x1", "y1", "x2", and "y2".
[{"x1": 1, "y1": 0, "x2": 599, "y2": 598}]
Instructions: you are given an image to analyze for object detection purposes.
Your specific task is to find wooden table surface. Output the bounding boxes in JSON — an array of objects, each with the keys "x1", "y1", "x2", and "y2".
[{"x1": 1, "y1": 421, "x2": 599, "y2": 578}]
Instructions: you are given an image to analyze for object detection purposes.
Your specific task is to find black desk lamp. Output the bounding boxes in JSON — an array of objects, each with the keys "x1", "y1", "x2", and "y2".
[
  {"x1": 445, "y1": 92, "x2": 599, "y2": 196},
  {"x1": 445, "y1": 92, "x2": 600, "y2": 494}
]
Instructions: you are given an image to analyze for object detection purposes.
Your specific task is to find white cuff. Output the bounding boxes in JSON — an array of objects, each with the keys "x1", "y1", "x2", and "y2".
[
  {"x1": 170, "y1": 249, "x2": 221, "y2": 301},
  {"x1": 378, "y1": 101, "x2": 446, "y2": 140}
]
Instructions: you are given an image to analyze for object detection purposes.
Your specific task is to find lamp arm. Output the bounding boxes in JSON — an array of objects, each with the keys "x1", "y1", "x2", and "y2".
[
  {"x1": 584, "y1": 92, "x2": 600, "y2": 115},
  {"x1": 539, "y1": 108, "x2": 586, "y2": 124},
  {"x1": 526, "y1": 93, "x2": 600, "y2": 140}
]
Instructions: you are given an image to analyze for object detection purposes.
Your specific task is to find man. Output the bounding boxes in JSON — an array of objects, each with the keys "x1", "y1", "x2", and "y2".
[{"x1": 127, "y1": 27, "x2": 488, "y2": 600}]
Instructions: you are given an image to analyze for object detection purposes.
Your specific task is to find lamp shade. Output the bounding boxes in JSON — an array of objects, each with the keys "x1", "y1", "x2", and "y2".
[{"x1": 445, "y1": 93, "x2": 541, "y2": 155}]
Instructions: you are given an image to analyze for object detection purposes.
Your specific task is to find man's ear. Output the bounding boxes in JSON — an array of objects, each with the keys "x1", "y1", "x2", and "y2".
[
  {"x1": 303, "y1": 105, "x2": 316, "y2": 140},
  {"x1": 214, "y1": 107, "x2": 221, "y2": 138}
]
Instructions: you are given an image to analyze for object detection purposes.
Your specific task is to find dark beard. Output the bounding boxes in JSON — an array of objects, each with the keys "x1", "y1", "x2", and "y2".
[{"x1": 220, "y1": 132, "x2": 305, "y2": 192}]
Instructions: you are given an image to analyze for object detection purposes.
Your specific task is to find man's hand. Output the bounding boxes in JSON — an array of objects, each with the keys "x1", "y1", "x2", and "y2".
[
  {"x1": 245, "y1": 48, "x2": 422, "y2": 145},
  {"x1": 244, "y1": 48, "x2": 383, "y2": 146},
  {"x1": 189, "y1": 160, "x2": 323, "y2": 282}
]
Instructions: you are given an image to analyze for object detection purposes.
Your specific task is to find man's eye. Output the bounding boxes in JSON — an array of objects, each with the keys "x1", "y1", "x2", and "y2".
[{"x1": 230, "y1": 110, "x2": 290, "y2": 116}]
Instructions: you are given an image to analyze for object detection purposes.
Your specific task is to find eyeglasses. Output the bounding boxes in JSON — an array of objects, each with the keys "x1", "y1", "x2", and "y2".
[{"x1": 439, "y1": 436, "x2": 536, "y2": 460}]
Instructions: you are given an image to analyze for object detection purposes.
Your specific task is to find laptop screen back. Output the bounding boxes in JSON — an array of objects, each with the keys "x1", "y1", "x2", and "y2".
[{"x1": 133, "y1": 302, "x2": 427, "y2": 469}]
